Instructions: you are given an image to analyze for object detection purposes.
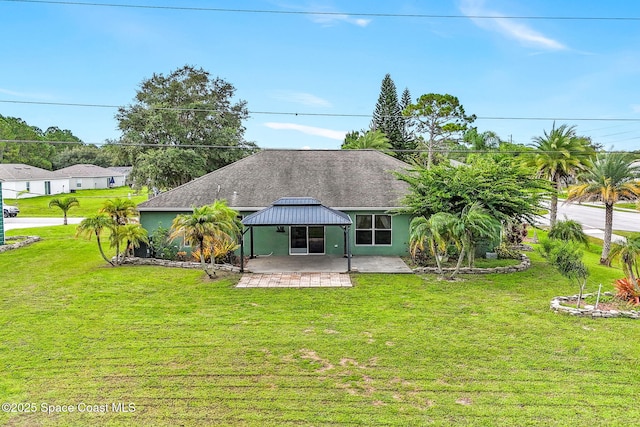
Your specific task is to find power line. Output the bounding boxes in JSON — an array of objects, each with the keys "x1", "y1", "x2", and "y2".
[
  {"x1": 3, "y1": 0, "x2": 640, "y2": 21},
  {"x1": 0, "y1": 139, "x2": 254, "y2": 149},
  {"x1": 2, "y1": 99, "x2": 640, "y2": 123},
  {"x1": 2, "y1": 139, "x2": 638, "y2": 155}
]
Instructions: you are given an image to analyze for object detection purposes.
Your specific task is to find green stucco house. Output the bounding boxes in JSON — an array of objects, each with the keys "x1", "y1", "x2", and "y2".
[{"x1": 137, "y1": 149, "x2": 413, "y2": 264}]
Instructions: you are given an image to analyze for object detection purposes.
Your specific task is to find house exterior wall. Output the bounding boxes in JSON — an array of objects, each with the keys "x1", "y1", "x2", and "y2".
[
  {"x1": 140, "y1": 209, "x2": 410, "y2": 257},
  {"x1": 70, "y1": 176, "x2": 126, "y2": 190},
  {"x1": 140, "y1": 211, "x2": 190, "y2": 236},
  {"x1": 1, "y1": 178, "x2": 69, "y2": 199},
  {"x1": 241, "y1": 211, "x2": 410, "y2": 257}
]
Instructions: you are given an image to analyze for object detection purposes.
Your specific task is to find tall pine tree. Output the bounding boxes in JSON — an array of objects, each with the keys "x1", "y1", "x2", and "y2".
[
  {"x1": 399, "y1": 87, "x2": 414, "y2": 148},
  {"x1": 371, "y1": 75, "x2": 402, "y2": 144},
  {"x1": 371, "y1": 75, "x2": 414, "y2": 160}
]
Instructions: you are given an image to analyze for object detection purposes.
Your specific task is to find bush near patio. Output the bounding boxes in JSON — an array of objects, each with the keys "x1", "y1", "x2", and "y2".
[{"x1": 1, "y1": 224, "x2": 638, "y2": 426}]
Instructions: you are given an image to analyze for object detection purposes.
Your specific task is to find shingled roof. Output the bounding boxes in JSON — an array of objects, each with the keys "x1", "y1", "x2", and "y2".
[
  {"x1": 56, "y1": 164, "x2": 126, "y2": 178},
  {"x1": 0, "y1": 163, "x2": 60, "y2": 181},
  {"x1": 138, "y1": 150, "x2": 412, "y2": 211}
]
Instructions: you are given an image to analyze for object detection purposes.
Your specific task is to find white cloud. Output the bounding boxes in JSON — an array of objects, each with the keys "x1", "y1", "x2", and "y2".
[
  {"x1": 264, "y1": 122, "x2": 347, "y2": 140},
  {"x1": 310, "y1": 13, "x2": 371, "y2": 27},
  {"x1": 632, "y1": 104, "x2": 640, "y2": 113},
  {"x1": 0, "y1": 87, "x2": 51, "y2": 99},
  {"x1": 459, "y1": 0, "x2": 566, "y2": 51},
  {"x1": 272, "y1": 91, "x2": 332, "y2": 108}
]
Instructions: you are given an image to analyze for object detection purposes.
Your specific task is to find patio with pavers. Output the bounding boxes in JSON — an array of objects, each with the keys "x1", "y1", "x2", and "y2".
[{"x1": 236, "y1": 272, "x2": 352, "y2": 288}]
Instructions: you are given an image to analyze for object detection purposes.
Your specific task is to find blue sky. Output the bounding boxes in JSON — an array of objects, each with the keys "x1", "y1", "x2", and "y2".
[{"x1": 2, "y1": 0, "x2": 640, "y2": 151}]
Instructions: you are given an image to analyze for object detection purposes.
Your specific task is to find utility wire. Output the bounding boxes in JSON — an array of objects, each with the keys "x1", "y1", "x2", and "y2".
[
  {"x1": 3, "y1": 0, "x2": 640, "y2": 21},
  {"x1": 1, "y1": 139, "x2": 638, "y2": 155},
  {"x1": 2, "y1": 99, "x2": 640, "y2": 123}
]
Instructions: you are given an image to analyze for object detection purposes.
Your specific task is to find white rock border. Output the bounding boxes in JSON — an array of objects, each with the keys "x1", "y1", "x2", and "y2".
[
  {"x1": 120, "y1": 256, "x2": 241, "y2": 273},
  {"x1": 551, "y1": 292, "x2": 640, "y2": 319},
  {"x1": 0, "y1": 235, "x2": 41, "y2": 253}
]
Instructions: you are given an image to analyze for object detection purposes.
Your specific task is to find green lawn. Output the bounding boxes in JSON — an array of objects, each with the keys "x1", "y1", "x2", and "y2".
[
  {"x1": 4, "y1": 187, "x2": 148, "y2": 217},
  {"x1": 1, "y1": 226, "x2": 639, "y2": 426}
]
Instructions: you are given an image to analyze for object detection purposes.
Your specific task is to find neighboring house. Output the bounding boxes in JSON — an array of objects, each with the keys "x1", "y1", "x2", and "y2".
[
  {"x1": 56, "y1": 164, "x2": 127, "y2": 190},
  {"x1": 108, "y1": 166, "x2": 133, "y2": 186},
  {"x1": 137, "y1": 149, "x2": 413, "y2": 259},
  {"x1": 0, "y1": 180, "x2": 4, "y2": 245},
  {"x1": 0, "y1": 163, "x2": 69, "y2": 199}
]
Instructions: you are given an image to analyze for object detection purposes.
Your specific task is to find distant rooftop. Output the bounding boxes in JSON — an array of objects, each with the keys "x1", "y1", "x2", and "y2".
[
  {"x1": 56, "y1": 164, "x2": 127, "y2": 178},
  {"x1": 0, "y1": 163, "x2": 60, "y2": 181}
]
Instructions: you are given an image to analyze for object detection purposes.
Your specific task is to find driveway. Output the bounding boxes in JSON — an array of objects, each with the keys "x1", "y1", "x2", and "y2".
[{"x1": 3, "y1": 217, "x2": 83, "y2": 231}]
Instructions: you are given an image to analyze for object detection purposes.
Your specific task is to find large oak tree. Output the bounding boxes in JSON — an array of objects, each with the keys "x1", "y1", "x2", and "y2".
[{"x1": 115, "y1": 65, "x2": 257, "y2": 190}]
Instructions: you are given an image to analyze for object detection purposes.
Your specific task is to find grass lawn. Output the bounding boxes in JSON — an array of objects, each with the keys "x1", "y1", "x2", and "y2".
[
  {"x1": 4, "y1": 187, "x2": 148, "y2": 218},
  {"x1": 1, "y1": 226, "x2": 639, "y2": 426}
]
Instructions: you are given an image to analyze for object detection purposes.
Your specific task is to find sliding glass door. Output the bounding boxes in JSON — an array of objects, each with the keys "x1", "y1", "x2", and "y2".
[{"x1": 290, "y1": 226, "x2": 325, "y2": 255}]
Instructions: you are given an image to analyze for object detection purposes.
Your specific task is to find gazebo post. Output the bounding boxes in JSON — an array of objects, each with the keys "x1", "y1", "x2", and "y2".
[
  {"x1": 240, "y1": 228, "x2": 249, "y2": 273},
  {"x1": 250, "y1": 226, "x2": 255, "y2": 259},
  {"x1": 344, "y1": 225, "x2": 351, "y2": 272}
]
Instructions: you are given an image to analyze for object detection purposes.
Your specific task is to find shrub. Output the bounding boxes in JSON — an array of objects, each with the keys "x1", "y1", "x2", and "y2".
[
  {"x1": 149, "y1": 225, "x2": 179, "y2": 260},
  {"x1": 548, "y1": 219, "x2": 589, "y2": 246},
  {"x1": 495, "y1": 244, "x2": 521, "y2": 260},
  {"x1": 613, "y1": 278, "x2": 640, "y2": 305},
  {"x1": 503, "y1": 221, "x2": 528, "y2": 246}
]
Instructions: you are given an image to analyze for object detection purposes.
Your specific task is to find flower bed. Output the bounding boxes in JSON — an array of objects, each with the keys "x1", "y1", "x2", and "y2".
[{"x1": 551, "y1": 292, "x2": 640, "y2": 319}]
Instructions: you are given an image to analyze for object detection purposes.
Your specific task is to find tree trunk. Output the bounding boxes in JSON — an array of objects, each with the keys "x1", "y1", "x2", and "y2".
[
  {"x1": 450, "y1": 246, "x2": 466, "y2": 279},
  {"x1": 427, "y1": 138, "x2": 434, "y2": 170},
  {"x1": 600, "y1": 203, "x2": 614, "y2": 264},
  {"x1": 115, "y1": 239, "x2": 121, "y2": 265},
  {"x1": 432, "y1": 245, "x2": 444, "y2": 276},
  {"x1": 549, "y1": 178, "x2": 560, "y2": 228},
  {"x1": 95, "y1": 233, "x2": 114, "y2": 266},
  {"x1": 199, "y1": 238, "x2": 206, "y2": 270},
  {"x1": 63, "y1": 213, "x2": 68, "y2": 226}
]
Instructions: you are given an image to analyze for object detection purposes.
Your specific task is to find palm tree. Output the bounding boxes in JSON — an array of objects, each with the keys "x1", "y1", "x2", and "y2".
[
  {"x1": 116, "y1": 223, "x2": 149, "y2": 261},
  {"x1": 526, "y1": 123, "x2": 594, "y2": 227},
  {"x1": 342, "y1": 129, "x2": 395, "y2": 155},
  {"x1": 48, "y1": 196, "x2": 80, "y2": 225},
  {"x1": 170, "y1": 200, "x2": 240, "y2": 276},
  {"x1": 547, "y1": 219, "x2": 589, "y2": 246},
  {"x1": 607, "y1": 234, "x2": 640, "y2": 291},
  {"x1": 99, "y1": 198, "x2": 138, "y2": 260},
  {"x1": 409, "y1": 215, "x2": 449, "y2": 275},
  {"x1": 76, "y1": 214, "x2": 115, "y2": 266},
  {"x1": 464, "y1": 128, "x2": 500, "y2": 152},
  {"x1": 99, "y1": 198, "x2": 138, "y2": 225},
  {"x1": 445, "y1": 203, "x2": 501, "y2": 278},
  {"x1": 567, "y1": 152, "x2": 640, "y2": 264}
]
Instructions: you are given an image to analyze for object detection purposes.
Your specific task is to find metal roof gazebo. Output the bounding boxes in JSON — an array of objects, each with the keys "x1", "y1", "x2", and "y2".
[{"x1": 240, "y1": 197, "x2": 353, "y2": 272}]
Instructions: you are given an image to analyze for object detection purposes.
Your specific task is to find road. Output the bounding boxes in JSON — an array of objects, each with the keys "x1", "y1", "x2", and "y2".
[
  {"x1": 538, "y1": 202, "x2": 640, "y2": 232},
  {"x1": 2, "y1": 217, "x2": 83, "y2": 231}
]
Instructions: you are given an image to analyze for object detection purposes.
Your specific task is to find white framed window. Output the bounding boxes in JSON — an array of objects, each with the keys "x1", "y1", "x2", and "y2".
[
  {"x1": 181, "y1": 231, "x2": 191, "y2": 248},
  {"x1": 355, "y1": 214, "x2": 392, "y2": 246}
]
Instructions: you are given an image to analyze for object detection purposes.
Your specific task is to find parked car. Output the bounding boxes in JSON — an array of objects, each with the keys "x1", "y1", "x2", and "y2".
[{"x1": 2, "y1": 204, "x2": 19, "y2": 218}]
